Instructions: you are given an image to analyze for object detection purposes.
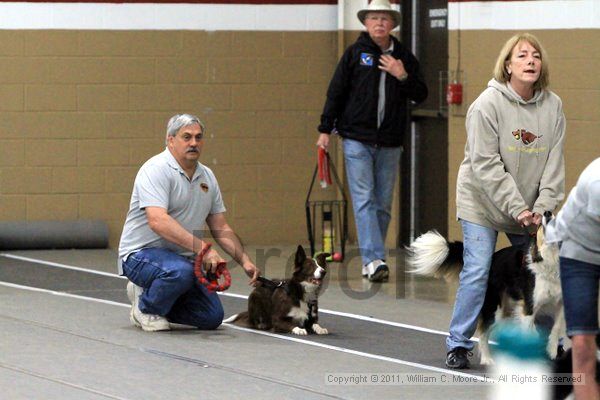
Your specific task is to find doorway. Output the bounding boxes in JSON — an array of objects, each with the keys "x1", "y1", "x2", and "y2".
[{"x1": 400, "y1": 0, "x2": 449, "y2": 244}]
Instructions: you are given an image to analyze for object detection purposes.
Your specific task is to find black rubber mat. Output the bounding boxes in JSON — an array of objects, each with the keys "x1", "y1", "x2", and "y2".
[{"x1": 0, "y1": 255, "x2": 489, "y2": 375}]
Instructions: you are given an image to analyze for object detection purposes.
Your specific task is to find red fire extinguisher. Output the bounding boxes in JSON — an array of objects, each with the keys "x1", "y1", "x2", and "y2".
[{"x1": 447, "y1": 81, "x2": 463, "y2": 105}]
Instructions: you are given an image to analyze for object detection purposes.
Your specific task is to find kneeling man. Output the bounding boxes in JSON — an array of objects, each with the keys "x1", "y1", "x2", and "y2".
[{"x1": 118, "y1": 114, "x2": 259, "y2": 331}]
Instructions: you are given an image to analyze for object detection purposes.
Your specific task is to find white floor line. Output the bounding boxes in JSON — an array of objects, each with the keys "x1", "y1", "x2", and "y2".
[
  {"x1": 0, "y1": 281, "x2": 128, "y2": 308},
  {"x1": 0, "y1": 253, "x2": 127, "y2": 279},
  {"x1": 0, "y1": 280, "x2": 492, "y2": 382},
  {"x1": 0, "y1": 253, "x2": 477, "y2": 341},
  {"x1": 220, "y1": 293, "x2": 476, "y2": 340},
  {"x1": 223, "y1": 323, "x2": 494, "y2": 382},
  {"x1": 319, "y1": 309, "x2": 452, "y2": 337}
]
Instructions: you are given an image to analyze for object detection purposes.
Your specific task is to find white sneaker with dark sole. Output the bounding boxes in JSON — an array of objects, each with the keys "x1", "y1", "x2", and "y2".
[
  {"x1": 364, "y1": 260, "x2": 389, "y2": 282},
  {"x1": 361, "y1": 265, "x2": 369, "y2": 277},
  {"x1": 126, "y1": 281, "x2": 142, "y2": 328},
  {"x1": 126, "y1": 281, "x2": 170, "y2": 332},
  {"x1": 369, "y1": 264, "x2": 389, "y2": 282}
]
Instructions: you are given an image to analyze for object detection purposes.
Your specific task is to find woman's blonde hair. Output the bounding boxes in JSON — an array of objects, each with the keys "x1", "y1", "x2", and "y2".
[{"x1": 493, "y1": 33, "x2": 550, "y2": 91}]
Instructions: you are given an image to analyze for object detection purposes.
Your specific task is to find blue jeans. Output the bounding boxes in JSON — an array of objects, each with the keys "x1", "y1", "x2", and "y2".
[
  {"x1": 122, "y1": 247, "x2": 224, "y2": 329},
  {"x1": 446, "y1": 220, "x2": 526, "y2": 351},
  {"x1": 343, "y1": 138, "x2": 401, "y2": 266},
  {"x1": 560, "y1": 257, "x2": 600, "y2": 336}
]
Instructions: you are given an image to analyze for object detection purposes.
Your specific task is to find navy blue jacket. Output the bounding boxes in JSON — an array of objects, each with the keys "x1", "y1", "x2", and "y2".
[{"x1": 318, "y1": 32, "x2": 428, "y2": 147}]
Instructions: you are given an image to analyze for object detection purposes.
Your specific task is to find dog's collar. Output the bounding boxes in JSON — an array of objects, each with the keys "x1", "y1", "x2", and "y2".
[{"x1": 257, "y1": 276, "x2": 290, "y2": 295}]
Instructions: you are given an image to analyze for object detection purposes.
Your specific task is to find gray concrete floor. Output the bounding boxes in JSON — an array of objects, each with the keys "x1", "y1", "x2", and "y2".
[{"x1": 0, "y1": 245, "x2": 496, "y2": 399}]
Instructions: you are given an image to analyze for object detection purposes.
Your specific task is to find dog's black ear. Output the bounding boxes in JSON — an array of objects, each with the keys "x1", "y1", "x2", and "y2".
[
  {"x1": 543, "y1": 211, "x2": 553, "y2": 222},
  {"x1": 295, "y1": 245, "x2": 307, "y2": 267}
]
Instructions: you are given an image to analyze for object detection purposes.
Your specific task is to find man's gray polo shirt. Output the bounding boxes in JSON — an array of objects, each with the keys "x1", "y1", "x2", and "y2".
[{"x1": 118, "y1": 148, "x2": 226, "y2": 274}]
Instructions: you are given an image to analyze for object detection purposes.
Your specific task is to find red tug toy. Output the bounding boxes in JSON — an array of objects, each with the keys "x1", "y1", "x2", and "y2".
[{"x1": 194, "y1": 243, "x2": 231, "y2": 292}]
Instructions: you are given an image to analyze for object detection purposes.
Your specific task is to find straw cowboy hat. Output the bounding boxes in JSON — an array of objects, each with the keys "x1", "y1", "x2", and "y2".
[{"x1": 357, "y1": 0, "x2": 401, "y2": 28}]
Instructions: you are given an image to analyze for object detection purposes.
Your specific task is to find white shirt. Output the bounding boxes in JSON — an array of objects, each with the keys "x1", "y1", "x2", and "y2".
[{"x1": 546, "y1": 157, "x2": 600, "y2": 265}]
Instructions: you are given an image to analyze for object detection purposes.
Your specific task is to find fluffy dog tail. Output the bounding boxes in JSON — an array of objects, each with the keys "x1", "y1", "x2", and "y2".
[{"x1": 406, "y1": 230, "x2": 464, "y2": 280}]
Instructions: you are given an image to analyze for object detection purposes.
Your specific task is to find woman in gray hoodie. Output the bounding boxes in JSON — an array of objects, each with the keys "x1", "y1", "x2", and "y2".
[{"x1": 446, "y1": 33, "x2": 566, "y2": 369}]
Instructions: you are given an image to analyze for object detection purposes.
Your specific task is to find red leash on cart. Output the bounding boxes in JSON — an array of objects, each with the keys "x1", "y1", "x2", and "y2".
[
  {"x1": 194, "y1": 243, "x2": 231, "y2": 292},
  {"x1": 317, "y1": 147, "x2": 332, "y2": 188}
]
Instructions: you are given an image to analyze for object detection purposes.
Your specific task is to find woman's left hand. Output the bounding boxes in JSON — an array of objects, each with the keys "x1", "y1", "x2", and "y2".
[{"x1": 517, "y1": 210, "x2": 534, "y2": 227}]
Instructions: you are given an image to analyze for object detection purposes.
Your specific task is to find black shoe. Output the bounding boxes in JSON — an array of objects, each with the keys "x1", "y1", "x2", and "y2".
[
  {"x1": 369, "y1": 264, "x2": 389, "y2": 282},
  {"x1": 446, "y1": 347, "x2": 471, "y2": 369}
]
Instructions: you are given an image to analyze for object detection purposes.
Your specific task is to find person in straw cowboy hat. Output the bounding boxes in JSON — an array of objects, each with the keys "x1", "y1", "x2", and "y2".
[{"x1": 317, "y1": 0, "x2": 427, "y2": 282}]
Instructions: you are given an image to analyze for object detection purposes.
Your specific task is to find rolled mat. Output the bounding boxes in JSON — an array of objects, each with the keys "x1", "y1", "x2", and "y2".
[{"x1": 0, "y1": 220, "x2": 109, "y2": 250}]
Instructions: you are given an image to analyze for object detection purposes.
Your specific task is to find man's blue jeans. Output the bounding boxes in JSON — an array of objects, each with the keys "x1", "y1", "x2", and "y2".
[
  {"x1": 343, "y1": 138, "x2": 401, "y2": 266},
  {"x1": 122, "y1": 247, "x2": 224, "y2": 330},
  {"x1": 446, "y1": 220, "x2": 526, "y2": 351}
]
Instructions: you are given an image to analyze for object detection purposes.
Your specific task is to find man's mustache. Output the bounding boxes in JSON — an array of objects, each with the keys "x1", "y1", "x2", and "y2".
[{"x1": 186, "y1": 148, "x2": 199, "y2": 153}]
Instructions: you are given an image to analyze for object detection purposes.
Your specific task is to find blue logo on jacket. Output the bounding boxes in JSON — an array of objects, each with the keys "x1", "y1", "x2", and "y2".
[{"x1": 360, "y1": 53, "x2": 374, "y2": 66}]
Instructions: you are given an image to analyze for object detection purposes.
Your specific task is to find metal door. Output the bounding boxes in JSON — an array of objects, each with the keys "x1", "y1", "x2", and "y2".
[{"x1": 400, "y1": 0, "x2": 449, "y2": 244}]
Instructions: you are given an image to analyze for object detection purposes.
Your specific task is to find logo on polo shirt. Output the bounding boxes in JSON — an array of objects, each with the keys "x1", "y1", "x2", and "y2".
[
  {"x1": 200, "y1": 183, "x2": 209, "y2": 192},
  {"x1": 360, "y1": 53, "x2": 374, "y2": 66}
]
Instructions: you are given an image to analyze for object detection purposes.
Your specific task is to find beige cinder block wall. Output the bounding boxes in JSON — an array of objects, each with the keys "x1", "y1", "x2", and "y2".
[
  {"x1": 447, "y1": 1, "x2": 600, "y2": 246},
  {"x1": 0, "y1": 3, "x2": 341, "y2": 247}
]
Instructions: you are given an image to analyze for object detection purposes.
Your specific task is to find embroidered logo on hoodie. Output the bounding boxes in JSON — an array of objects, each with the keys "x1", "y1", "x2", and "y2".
[
  {"x1": 512, "y1": 129, "x2": 543, "y2": 145},
  {"x1": 360, "y1": 53, "x2": 374, "y2": 66}
]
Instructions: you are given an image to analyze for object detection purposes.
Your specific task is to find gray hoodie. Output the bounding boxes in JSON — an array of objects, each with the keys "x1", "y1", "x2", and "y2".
[{"x1": 456, "y1": 79, "x2": 565, "y2": 234}]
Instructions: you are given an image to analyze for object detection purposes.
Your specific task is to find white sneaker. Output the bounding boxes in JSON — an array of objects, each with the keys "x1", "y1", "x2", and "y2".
[
  {"x1": 364, "y1": 259, "x2": 389, "y2": 282},
  {"x1": 362, "y1": 259, "x2": 382, "y2": 277},
  {"x1": 126, "y1": 281, "x2": 142, "y2": 327},
  {"x1": 126, "y1": 281, "x2": 170, "y2": 332},
  {"x1": 361, "y1": 264, "x2": 369, "y2": 277}
]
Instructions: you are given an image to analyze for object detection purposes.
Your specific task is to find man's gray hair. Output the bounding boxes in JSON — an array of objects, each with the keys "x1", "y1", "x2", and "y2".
[{"x1": 165, "y1": 114, "x2": 206, "y2": 144}]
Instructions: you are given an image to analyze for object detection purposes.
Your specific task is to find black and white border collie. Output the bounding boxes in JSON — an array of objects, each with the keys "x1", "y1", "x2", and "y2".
[
  {"x1": 407, "y1": 212, "x2": 563, "y2": 365},
  {"x1": 224, "y1": 246, "x2": 329, "y2": 336}
]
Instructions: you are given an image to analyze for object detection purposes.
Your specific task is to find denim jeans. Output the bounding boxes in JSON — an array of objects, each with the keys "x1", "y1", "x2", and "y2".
[
  {"x1": 560, "y1": 256, "x2": 600, "y2": 336},
  {"x1": 122, "y1": 247, "x2": 224, "y2": 329},
  {"x1": 343, "y1": 138, "x2": 401, "y2": 266},
  {"x1": 446, "y1": 220, "x2": 526, "y2": 351}
]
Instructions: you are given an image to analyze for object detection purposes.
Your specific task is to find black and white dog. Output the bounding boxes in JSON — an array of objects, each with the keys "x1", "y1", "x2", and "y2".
[
  {"x1": 407, "y1": 212, "x2": 564, "y2": 365},
  {"x1": 225, "y1": 246, "x2": 329, "y2": 336}
]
